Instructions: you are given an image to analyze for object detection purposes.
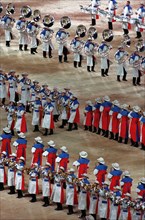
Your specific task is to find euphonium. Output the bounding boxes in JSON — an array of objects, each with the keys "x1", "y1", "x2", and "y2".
[
  {"x1": 6, "y1": 3, "x2": 15, "y2": 15},
  {"x1": 60, "y1": 16, "x2": 71, "y2": 29},
  {"x1": 102, "y1": 29, "x2": 113, "y2": 42},
  {"x1": 33, "y1": 9, "x2": 41, "y2": 22},
  {"x1": 43, "y1": 14, "x2": 54, "y2": 27},
  {"x1": 76, "y1": 25, "x2": 87, "y2": 38},
  {"x1": 21, "y1": 5, "x2": 32, "y2": 18}
]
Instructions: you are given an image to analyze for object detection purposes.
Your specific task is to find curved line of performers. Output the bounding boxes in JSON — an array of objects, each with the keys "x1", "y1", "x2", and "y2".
[
  {"x1": 0, "y1": 71, "x2": 145, "y2": 150},
  {"x1": 0, "y1": 148, "x2": 145, "y2": 220}
]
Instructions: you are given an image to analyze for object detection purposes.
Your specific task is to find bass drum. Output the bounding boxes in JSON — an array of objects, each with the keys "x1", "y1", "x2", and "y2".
[
  {"x1": 76, "y1": 25, "x2": 87, "y2": 38},
  {"x1": 102, "y1": 29, "x2": 113, "y2": 42},
  {"x1": 43, "y1": 14, "x2": 54, "y2": 27},
  {"x1": 87, "y1": 27, "x2": 98, "y2": 40},
  {"x1": 60, "y1": 16, "x2": 71, "y2": 29}
]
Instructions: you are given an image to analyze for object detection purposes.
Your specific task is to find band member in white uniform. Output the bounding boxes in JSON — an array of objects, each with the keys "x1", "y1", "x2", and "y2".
[
  {"x1": 40, "y1": 27, "x2": 54, "y2": 58},
  {"x1": 19, "y1": 73, "x2": 31, "y2": 110},
  {"x1": 32, "y1": 96, "x2": 42, "y2": 132},
  {"x1": 0, "y1": 151, "x2": 7, "y2": 191},
  {"x1": 121, "y1": 1, "x2": 133, "y2": 35},
  {"x1": 28, "y1": 163, "x2": 39, "y2": 203},
  {"x1": 7, "y1": 70, "x2": 19, "y2": 103},
  {"x1": 70, "y1": 35, "x2": 83, "y2": 68},
  {"x1": 84, "y1": 38, "x2": 97, "y2": 72},
  {"x1": 107, "y1": 0, "x2": 118, "y2": 30},
  {"x1": 90, "y1": 0, "x2": 101, "y2": 26},
  {"x1": 15, "y1": 156, "x2": 25, "y2": 198},
  {"x1": 55, "y1": 28, "x2": 70, "y2": 63},
  {"x1": 7, "y1": 153, "x2": 17, "y2": 194},
  {"x1": 1, "y1": 14, "x2": 14, "y2": 47},
  {"x1": 16, "y1": 16, "x2": 29, "y2": 51},
  {"x1": 114, "y1": 46, "x2": 128, "y2": 82},
  {"x1": 0, "y1": 69, "x2": 7, "y2": 107},
  {"x1": 135, "y1": 3, "x2": 145, "y2": 38},
  {"x1": 27, "y1": 20, "x2": 39, "y2": 54}
]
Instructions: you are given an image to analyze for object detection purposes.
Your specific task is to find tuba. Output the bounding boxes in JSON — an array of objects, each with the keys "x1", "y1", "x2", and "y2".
[
  {"x1": 60, "y1": 16, "x2": 71, "y2": 29},
  {"x1": 21, "y1": 5, "x2": 32, "y2": 18},
  {"x1": 102, "y1": 29, "x2": 113, "y2": 42},
  {"x1": 33, "y1": 9, "x2": 41, "y2": 22},
  {"x1": 121, "y1": 34, "x2": 131, "y2": 48},
  {"x1": 87, "y1": 27, "x2": 98, "y2": 40},
  {"x1": 43, "y1": 14, "x2": 54, "y2": 27},
  {"x1": 135, "y1": 39, "x2": 145, "y2": 53},
  {"x1": 76, "y1": 25, "x2": 87, "y2": 38},
  {"x1": 0, "y1": 3, "x2": 3, "y2": 13},
  {"x1": 6, "y1": 3, "x2": 15, "y2": 15}
]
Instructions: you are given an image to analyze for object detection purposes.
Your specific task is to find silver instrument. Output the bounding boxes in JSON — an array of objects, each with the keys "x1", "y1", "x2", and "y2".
[
  {"x1": 129, "y1": 53, "x2": 141, "y2": 68},
  {"x1": 76, "y1": 25, "x2": 87, "y2": 38},
  {"x1": 21, "y1": 5, "x2": 32, "y2": 18},
  {"x1": 60, "y1": 16, "x2": 71, "y2": 29},
  {"x1": 6, "y1": 3, "x2": 15, "y2": 15},
  {"x1": 121, "y1": 34, "x2": 131, "y2": 48},
  {"x1": 43, "y1": 14, "x2": 54, "y2": 27},
  {"x1": 102, "y1": 29, "x2": 113, "y2": 42},
  {"x1": 87, "y1": 27, "x2": 98, "y2": 40},
  {"x1": 135, "y1": 39, "x2": 145, "y2": 53},
  {"x1": 33, "y1": 9, "x2": 41, "y2": 22}
]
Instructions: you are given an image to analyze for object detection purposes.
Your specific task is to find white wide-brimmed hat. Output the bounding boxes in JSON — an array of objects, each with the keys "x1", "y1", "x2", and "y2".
[
  {"x1": 97, "y1": 157, "x2": 105, "y2": 164},
  {"x1": 18, "y1": 132, "x2": 25, "y2": 139},
  {"x1": 35, "y1": 136, "x2": 43, "y2": 143},
  {"x1": 121, "y1": 104, "x2": 129, "y2": 110},
  {"x1": 95, "y1": 98, "x2": 102, "y2": 103},
  {"x1": 33, "y1": 80, "x2": 39, "y2": 83},
  {"x1": 112, "y1": 163, "x2": 120, "y2": 170},
  {"x1": 59, "y1": 166, "x2": 65, "y2": 171},
  {"x1": 10, "y1": 153, "x2": 17, "y2": 157},
  {"x1": 123, "y1": 170, "x2": 130, "y2": 177},
  {"x1": 140, "y1": 177, "x2": 145, "y2": 184},
  {"x1": 79, "y1": 151, "x2": 88, "y2": 158},
  {"x1": 86, "y1": 100, "x2": 92, "y2": 105},
  {"x1": 72, "y1": 94, "x2": 77, "y2": 98},
  {"x1": 137, "y1": 195, "x2": 143, "y2": 199},
  {"x1": 133, "y1": 105, "x2": 141, "y2": 113},
  {"x1": 114, "y1": 186, "x2": 121, "y2": 190},
  {"x1": 104, "y1": 95, "x2": 110, "y2": 102},
  {"x1": 112, "y1": 100, "x2": 120, "y2": 107},
  {"x1": 19, "y1": 156, "x2": 25, "y2": 161},
  {"x1": 3, "y1": 127, "x2": 11, "y2": 133},
  {"x1": 47, "y1": 140, "x2": 55, "y2": 147},
  {"x1": 103, "y1": 181, "x2": 109, "y2": 185},
  {"x1": 94, "y1": 180, "x2": 99, "y2": 184},
  {"x1": 45, "y1": 162, "x2": 51, "y2": 166},
  {"x1": 68, "y1": 168, "x2": 75, "y2": 172},
  {"x1": 1, "y1": 151, "x2": 7, "y2": 155},
  {"x1": 60, "y1": 146, "x2": 68, "y2": 153}
]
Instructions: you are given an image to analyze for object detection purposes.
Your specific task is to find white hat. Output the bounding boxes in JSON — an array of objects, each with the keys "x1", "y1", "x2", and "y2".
[
  {"x1": 31, "y1": 20, "x2": 35, "y2": 23},
  {"x1": 59, "y1": 166, "x2": 65, "y2": 171},
  {"x1": 3, "y1": 127, "x2": 11, "y2": 133},
  {"x1": 95, "y1": 98, "x2": 102, "y2": 103},
  {"x1": 35, "y1": 136, "x2": 43, "y2": 143},
  {"x1": 33, "y1": 80, "x2": 39, "y2": 83},
  {"x1": 64, "y1": 87, "x2": 70, "y2": 90},
  {"x1": 143, "y1": 112, "x2": 145, "y2": 116},
  {"x1": 1, "y1": 151, "x2": 7, "y2": 155},
  {"x1": 10, "y1": 153, "x2": 17, "y2": 157},
  {"x1": 88, "y1": 37, "x2": 92, "y2": 40},
  {"x1": 123, "y1": 170, "x2": 130, "y2": 177},
  {"x1": 118, "y1": 45, "x2": 123, "y2": 49},
  {"x1": 21, "y1": 73, "x2": 28, "y2": 76},
  {"x1": 137, "y1": 195, "x2": 143, "y2": 199},
  {"x1": 45, "y1": 162, "x2": 51, "y2": 166},
  {"x1": 121, "y1": 104, "x2": 129, "y2": 110},
  {"x1": 60, "y1": 146, "x2": 68, "y2": 153},
  {"x1": 86, "y1": 100, "x2": 92, "y2": 105},
  {"x1": 140, "y1": 177, "x2": 145, "y2": 184},
  {"x1": 75, "y1": 35, "x2": 79, "y2": 38},
  {"x1": 19, "y1": 156, "x2": 25, "y2": 161},
  {"x1": 97, "y1": 157, "x2": 105, "y2": 164},
  {"x1": 103, "y1": 181, "x2": 109, "y2": 185},
  {"x1": 82, "y1": 173, "x2": 89, "y2": 178},
  {"x1": 72, "y1": 94, "x2": 77, "y2": 98},
  {"x1": 18, "y1": 132, "x2": 25, "y2": 139},
  {"x1": 33, "y1": 163, "x2": 38, "y2": 167},
  {"x1": 47, "y1": 140, "x2": 55, "y2": 147},
  {"x1": 79, "y1": 151, "x2": 88, "y2": 158},
  {"x1": 104, "y1": 96, "x2": 110, "y2": 102},
  {"x1": 112, "y1": 163, "x2": 120, "y2": 170},
  {"x1": 8, "y1": 70, "x2": 15, "y2": 74},
  {"x1": 68, "y1": 168, "x2": 75, "y2": 172},
  {"x1": 114, "y1": 186, "x2": 121, "y2": 190},
  {"x1": 133, "y1": 106, "x2": 141, "y2": 113},
  {"x1": 42, "y1": 83, "x2": 48, "y2": 87},
  {"x1": 112, "y1": 100, "x2": 120, "y2": 107},
  {"x1": 124, "y1": 193, "x2": 131, "y2": 197}
]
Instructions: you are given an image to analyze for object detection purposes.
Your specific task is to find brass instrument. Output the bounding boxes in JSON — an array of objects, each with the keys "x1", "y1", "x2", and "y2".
[
  {"x1": 76, "y1": 25, "x2": 87, "y2": 38},
  {"x1": 21, "y1": 5, "x2": 32, "y2": 18},
  {"x1": 6, "y1": 3, "x2": 15, "y2": 15},
  {"x1": 121, "y1": 34, "x2": 131, "y2": 48},
  {"x1": 43, "y1": 14, "x2": 54, "y2": 27},
  {"x1": 102, "y1": 29, "x2": 114, "y2": 42},
  {"x1": 87, "y1": 27, "x2": 98, "y2": 40},
  {"x1": 60, "y1": 16, "x2": 71, "y2": 29},
  {"x1": 33, "y1": 9, "x2": 41, "y2": 22},
  {"x1": 135, "y1": 39, "x2": 145, "y2": 53}
]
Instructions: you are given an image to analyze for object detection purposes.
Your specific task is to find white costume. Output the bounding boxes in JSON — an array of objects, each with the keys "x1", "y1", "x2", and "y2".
[
  {"x1": 1, "y1": 15, "x2": 14, "y2": 46},
  {"x1": 70, "y1": 37, "x2": 83, "y2": 67},
  {"x1": 6, "y1": 104, "x2": 15, "y2": 128},
  {"x1": 42, "y1": 102, "x2": 54, "y2": 129},
  {"x1": 40, "y1": 28, "x2": 54, "y2": 57},
  {"x1": 84, "y1": 40, "x2": 96, "y2": 70},
  {"x1": 0, "y1": 73, "x2": 7, "y2": 100},
  {"x1": 32, "y1": 100, "x2": 41, "y2": 126},
  {"x1": 7, "y1": 75, "x2": 18, "y2": 102},
  {"x1": 114, "y1": 49, "x2": 128, "y2": 77},
  {"x1": 28, "y1": 170, "x2": 38, "y2": 194},
  {"x1": 42, "y1": 169, "x2": 51, "y2": 197},
  {"x1": 15, "y1": 162, "x2": 25, "y2": 190},
  {"x1": 19, "y1": 77, "x2": 31, "y2": 105},
  {"x1": 66, "y1": 174, "x2": 76, "y2": 206},
  {"x1": 16, "y1": 18, "x2": 29, "y2": 49},
  {"x1": 14, "y1": 105, "x2": 25, "y2": 132},
  {"x1": 52, "y1": 174, "x2": 64, "y2": 203}
]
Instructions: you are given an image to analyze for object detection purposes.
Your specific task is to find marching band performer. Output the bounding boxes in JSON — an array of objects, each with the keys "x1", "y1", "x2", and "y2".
[
  {"x1": 50, "y1": 87, "x2": 60, "y2": 122},
  {"x1": 28, "y1": 163, "x2": 39, "y2": 202},
  {"x1": 67, "y1": 94, "x2": 80, "y2": 131},
  {"x1": 107, "y1": 0, "x2": 118, "y2": 30},
  {"x1": 120, "y1": 171, "x2": 133, "y2": 197},
  {"x1": 114, "y1": 46, "x2": 128, "y2": 82},
  {"x1": 0, "y1": 151, "x2": 7, "y2": 191},
  {"x1": 128, "y1": 51, "x2": 142, "y2": 86},
  {"x1": 59, "y1": 91, "x2": 70, "y2": 128},
  {"x1": 109, "y1": 186, "x2": 122, "y2": 220},
  {"x1": 84, "y1": 38, "x2": 97, "y2": 72},
  {"x1": 15, "y1": 156, "x2": 25, "y2": 198},
  {"x1": 0, "y1": 127, "x2": 12, "y2": 157},
  {"x1": 135, "y1": 3, "x2": 145, "y2": 39},
  {"x1": 41, "y1": 162, "x2": 52, "y2": 207},
  {"x1": 90, "y1": 0, "x2": 101, "y2": 26},
  {"x1": 108, "y1": 100, "x2": 121, "y2": 141},
  {"x1": 121, "y1": 1, "x2": 133, "y2": 35},
  {"x1": 73, "y1": 151, "x2": 90, "y2": 178},
  {"x1": 66, "y1": 168, "x2": 78, "y2": 215},
  {"x1": 42, "y1": 140, "x2": 57, "y2": 172},
  {"x1": 32, "y1": 96, "x2": 42, "y2": 132},
  {"x1": 136, "y1": 177, "x2": 145, "y2": 201},
  {"x1": 56, "y1": 146, "x2": 69, "y2": 172},
  {"x1": 7, "y1": 153, "x2": 17, "y2": 194},
  {"x1": 84, "y1": 100, "x2": 93, "y2": 132},
  {"x1": 99, "y1": 96, "x2": 112, "y2": 137},
  {"x1": 92, "y1": 98, "x2": 102, "y2": 134},
  {"x1": 139, "y1": 111, "x2": 145, "y2": 150},
  {"x1": 1, "y1": 14, "x2": 14, "y2": 47},
  {"x1": 70, "y1": 35, "x2": 83, "y2": 68},
  {"x1": 128, "y1": 106, "x2": 141, "y2": 147},
  {"x1": 119, "y1": 193, "x2": 132, "y2": 220},
  {"x1": 93, "y1": 157, "x2": 108, "y2": 186},
  {"x1": 107, "y1": 163, "x2": 122, "y2": 191},
  {"x1": 117, "y1": 104, "x2": 130, "y2": 144},
  {"x1": 13, "y1": 132, "x2": 27, "y2": 161},
  {"x1": 27, "y1": 20, "x2": 39, "y2": 54},
  {"x1": 0, "y1": 69, "x2": 7, "y2": 107},
  {"x1": 132, "y1": 195, "x2": 144, "y2": 220},
  {"x1": 40, "y1": 84, "x2": 51, "y2": 107},
  {"x1": 40, "y1": 27, "x2": 54, "y2": 58},
  {"x1": 19, "y1": 73, "x2": 31, "y2": 110},
  {"x1": 31, "y1": 137, "x2": 44, "y2": 166},
  {"x1": 5, "y1": 101, "x2": 16, "y2": 135},
  {"x1": 42, "y1": 97, "x2": 54, "y2": 136},
  {"x1": 16, "y1": 16, "x2": 29, "y2": 51},
  {"x1": 7, "y1": 70, "x2": 19, "y2": 103},
  {"x1": 55, "y1": 28, "x2": 70, "y2": 63},
  {"x1": 30, "y1": 80, "x2": 40, "y2": 103},
  {"x1": 14, "y1": 100, "x2": 27, "y2": 133},
  {"x1": 78, "y1": 173, "x2": 90, "y2": 219},
  {"x1": 98, "y1": 41, "x2": 112, "y2": 77}
]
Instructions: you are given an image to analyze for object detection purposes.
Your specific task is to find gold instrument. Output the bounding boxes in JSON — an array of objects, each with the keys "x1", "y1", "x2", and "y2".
[
  {"x1": 76, "y1": 25, "x2": 87, "y2": 38},
  {"x1": 33, "y1": 9, "x2": 41, "y2": 22},
  {"x1": 6, "y1": 3, "x2": 15, "y2": 15},
  {"x1": 102, "y1": 29, "x2": 114, "y2": 42},
  {"x1": 60, "y1": 16, "x2": 71, "y2": 29},
  {"x1": 21, "y1": 5, "x2": 32, "y2": 18},
  {"x1": 43, "y1": 14, "x2": 54, "y2": 27}
]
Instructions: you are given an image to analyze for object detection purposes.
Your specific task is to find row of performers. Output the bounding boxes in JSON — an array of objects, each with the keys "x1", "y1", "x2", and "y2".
[
  {"x1": 0, "y1": 151, "x2": 145, "y2": 220},
  {"x1": 1, "y1": 91, "x2": 145, "y2": 149}
]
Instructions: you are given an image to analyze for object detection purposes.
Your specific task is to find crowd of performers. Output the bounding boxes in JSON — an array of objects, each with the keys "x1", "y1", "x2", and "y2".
[
  {"x1": 0, "y1": 69, "x2": 145, "y2": 150},
  {"x1": 0, "y1": 146, "x2": 145, "y2": 220}
]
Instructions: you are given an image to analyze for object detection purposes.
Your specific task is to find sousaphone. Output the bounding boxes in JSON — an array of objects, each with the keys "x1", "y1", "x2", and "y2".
[
  {"x1": 76, "y1": 25, "x2": 87, "y2": 38},
  {"x1": 87, "y1": 27, "x2": 98, "y2": 40},
  {"x1": 33, "y1": 9, "x2": 41, "y2": 22},
  {"x1": 102, "y1": 29, "x2": 113, "y2": 42},
  {"x1": 21, "y1": 5, "x2": 32, "y2": 18},
  {"x1": 135, "y1": 39, "x2": 145, "y2": 53},
  {"x1": 60, "y1": 16, "x2": 71, "y2": 29},
  {"x1": 43, "y1": 14, "x2": 54, "y2": 27},
  {"x1": 6, "y1": 3, "x2": 15, "y2": 15},
  {"x1": 0, "y1": 3, "x2": 3, "y2": 13}
]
